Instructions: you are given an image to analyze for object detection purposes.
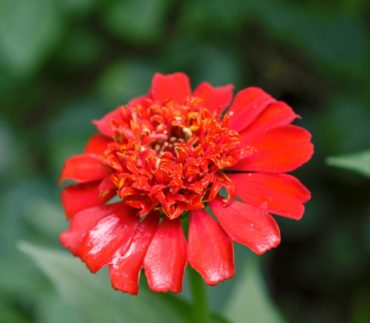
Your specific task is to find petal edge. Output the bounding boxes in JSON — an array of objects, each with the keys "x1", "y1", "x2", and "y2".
[
  {"x1": 144, "y1": 218, "x2": 187, "y2": 293},
  {"x1": 193, "y1": 82, "x2": 233, "y2": 114},
  {"x1": 230, "y1": 173, "x2": 310, "y2": 220},
  {"x1": 151, "y1": 72, "x2": 191, "y2": 104},
  {"x1": 234, "y1": 125, "x2": 314, "y2": 173},
  {"x1": 210, "y1": 198, "x2": 280, "y2": 255},
  {"x1": 188, "y1": 209, "x2": 235, "y2": 285},
  {"x1": 228, "y1": 87, "x2": 275, "y2": 132}
]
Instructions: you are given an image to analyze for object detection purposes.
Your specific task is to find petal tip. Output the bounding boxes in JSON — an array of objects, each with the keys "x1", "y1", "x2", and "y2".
[{"x1": 203, "y1": 269, "x2": 235, "y2": 286}]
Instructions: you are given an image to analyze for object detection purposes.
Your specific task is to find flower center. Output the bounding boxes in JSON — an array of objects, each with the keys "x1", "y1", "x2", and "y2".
[{"x1": 101, "y1": 97, "x2": 244, "y2": 219}]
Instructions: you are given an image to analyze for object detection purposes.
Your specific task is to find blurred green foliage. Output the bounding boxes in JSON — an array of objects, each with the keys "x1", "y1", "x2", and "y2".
[
  {"x1": 327, "y1": 150, "x2": 370, "y2": 178},
  {"x1": 0, "y1": 0, "x2": 369, "y2": 322}
]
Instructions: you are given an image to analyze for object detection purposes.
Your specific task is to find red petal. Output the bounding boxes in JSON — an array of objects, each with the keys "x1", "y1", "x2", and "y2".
[
  {"x1": 240, "y1": 101, "x2": 298, "y2": 140},
  {"x1": 60, "y1": 203, "x2": 123, "y2": 255},
  {"x1": 188, "y1": 209, "x2": 235, "y2": 285},
  {"x1": 151, "y1": 72, "x2": 191, "y2": 104},
  {"x1": 59, "y1": 154, "x2": 110, "y2": 184},
  {"x1": 228, "y1": 87, "x2": 275, "y2": 132},
  {"x1": 230, "y1": 173, "x2": 311, "y2": 220},
  {"x1": 193, "y1": 82, "x2": 233, "y2": 114},
  {"x1": 208, "y1": 173, "x2": 235, "y2": 204},
  {"x1": 233, "y1": 125, "x2": 314, "y2": 173},
  {"x1": 144, "y1": 217, "x2": 187, "y2": 293},
  {"x1": 78, "y1": 205, "x2": 139, "y2": 273},
  {"x1": 128, "y1": 95, "x2": 150, "y2": 107},
  {"x1": 110, "y1": 214, "x2": 159, "y2": 295},
  {"x1": 61, "y1": 182, "x2": 113, "y2": 219},
  {"x1": 93, "y1": 107, "x2": 124, "y2": 138},
  {"x1": 84, "y1": 134, "x2": 110, "y2": 155},
  {"x1": 98, "y1": 175, "x2": 116, "y2": 198},
  {"x1": 210, "y1": 198, "x2": 280, "y2": 255}
]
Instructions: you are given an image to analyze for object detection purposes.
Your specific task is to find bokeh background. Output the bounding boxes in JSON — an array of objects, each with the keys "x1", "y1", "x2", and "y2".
[{"x1": 0, "y1": 0, "x2": 369, "y2": 322}]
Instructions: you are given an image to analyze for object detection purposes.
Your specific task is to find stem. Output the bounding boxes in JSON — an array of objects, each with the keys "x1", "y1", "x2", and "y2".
[{"x1": 188, "y1": 267, "x2": 210, "y2": 323}]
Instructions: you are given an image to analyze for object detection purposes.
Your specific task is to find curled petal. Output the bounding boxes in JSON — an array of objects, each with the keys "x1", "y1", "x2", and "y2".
[
  {"x1": 110, "y1": 214, "x2": 159, "y2": 295},
  {"x1": 210, "y1": 198, "x2": 280, "y2": 255},
  {"x1": 144, "y1": 217, "x2": 187, "y2": 293},
  {"x1": 79, "y1": 205, "x2": 138, "y2": 273},
  {"x1": 193, "y1": 82, "x2": 233, "y2": 114},
  {"x1": 151, "y1": 72, "x2": 191, "y2": 104},
  {"x1": 98, "y1": 175, "x2": 116, "y2": 198},
  {"x1": 59, "y1": 154, "x2": 110, "y2": 184},
  {"x1": 93, "y1": 107, "x2": 124, "y2": 138},
  {"x1": 60, "y1": 203, "x2": 124, "y2": 255},
  {"x1": 188, "y1": 209, "x2": 235, "y2": 285},
  {"x1": 61, "y1": 182, "x2": 113, "y2": 219},
  {"x1": 228, "y1": 87, "x2": 275, "y2": 132},
  {"x1": 230, "y1": 173, "x2": 311, "y2": 220},
  {"x1": 240, "y1": 101, "x2": 298, "y2": 140},
  {"x1": 208, "y1": 173, "x2": 235, "y2": 204},
  {"x1": 84, "y1": 134, "x2": 110, "y2": 155},
  {"x1": 233, "y1": 125, "x2": 314, "y2": 173}
]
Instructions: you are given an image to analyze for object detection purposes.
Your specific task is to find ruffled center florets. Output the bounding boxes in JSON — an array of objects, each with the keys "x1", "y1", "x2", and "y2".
[{"x1": 101, "y1": 97, "x2": 245, "y2": 219}]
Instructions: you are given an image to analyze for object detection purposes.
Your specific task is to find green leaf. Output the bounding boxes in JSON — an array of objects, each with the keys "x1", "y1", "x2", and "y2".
[
  {"x1": 0, "y1": 0, "x2": 61, "y2": 77},
  {"x1": 255, "y1": 1, "x2": 370, "y2": 79},
  {"x1": 19, "y1": 242, "x2": 188, "y2": 323},
  {"x1": 224, "y1": 259, "x2": 284, "y2": 323},
  {"x1": 57, "y1": 30, "x2": 103, "y2": 68},
  {"x1": 318, "y1": 98, "x2": 370, "y2": 155},
  {"x1": 327, "y1": 150, "x2": 370, "y2": 178},
  {"x1": 0, "y1": 300, "x2": 28, "y2": 323},
  {"x1": 189, "y1": 45, "x2": 244, "y2": 87},
  {"x1": 179, "y1": 0, "x2": 248, "y2": 34},
  {"x1": 36, "y1": 291, "x2": 90, "y2": 323},
  {"x1": 102, "y1": 0, "x2": 170, "y2": 43},
  {"x1": 45, "y1": 98, "x2": 104, "y2": 178},
  {"x1": 56, "y1": 0, "x2": 97, "y2": 17},
  {"x1": 0, "y1": 122, "x2": 20, "y2": 180},
  {"x1": 97, "y1": 60, "x2": 155, "y2": 107},
  {"x1": 352, "y1": 288, "x2": 370, "y2": 323}
]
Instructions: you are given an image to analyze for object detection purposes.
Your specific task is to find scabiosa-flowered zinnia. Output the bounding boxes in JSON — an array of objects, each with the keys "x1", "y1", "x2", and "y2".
[{"x1": 59, "y1": 72, "x2": 313, "y2": 294}]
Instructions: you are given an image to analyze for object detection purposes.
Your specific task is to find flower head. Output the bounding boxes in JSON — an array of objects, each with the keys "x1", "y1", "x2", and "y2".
[{"x1": 59, "y1": 72, "x2": 313, "y2": 294}]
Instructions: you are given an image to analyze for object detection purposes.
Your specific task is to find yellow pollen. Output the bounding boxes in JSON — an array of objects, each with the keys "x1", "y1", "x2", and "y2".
[{"x1": 182, "y1": 127, "x2": 193, "y2": 139}]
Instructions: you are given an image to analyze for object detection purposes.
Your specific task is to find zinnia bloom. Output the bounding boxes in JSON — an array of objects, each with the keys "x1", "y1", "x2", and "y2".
[{"x1": 59, "y1": 72, "x2": 313, "y2": 294}]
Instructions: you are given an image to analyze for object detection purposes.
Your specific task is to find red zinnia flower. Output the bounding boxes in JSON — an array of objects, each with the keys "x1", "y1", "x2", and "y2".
[{"x1": 59, "y1": 72, "x2": 313, "y2": 294}]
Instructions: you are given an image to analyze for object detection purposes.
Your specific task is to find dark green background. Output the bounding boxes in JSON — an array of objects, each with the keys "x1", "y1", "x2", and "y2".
[{"x1": 0, "y1": 0, "x2": 369, "y2": 322}]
